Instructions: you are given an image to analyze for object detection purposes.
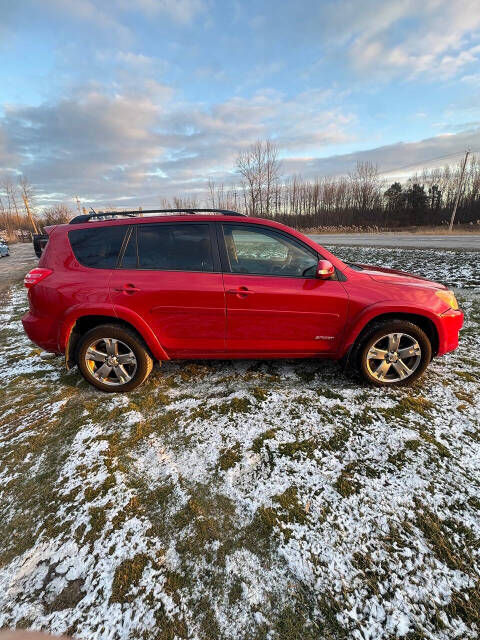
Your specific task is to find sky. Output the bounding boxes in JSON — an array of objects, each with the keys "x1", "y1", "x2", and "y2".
[{"x1": 1, "y1": 0, "x2": 480, "y2": 209}]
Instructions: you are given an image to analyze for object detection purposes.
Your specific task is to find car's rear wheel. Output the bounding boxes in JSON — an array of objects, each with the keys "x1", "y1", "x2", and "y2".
[
  {"x1": 356, "y1": 320, "x2": 432, "y2": 387},
  {"x1": 77, "y1": 324, "x2": 153, "y2": 392}
]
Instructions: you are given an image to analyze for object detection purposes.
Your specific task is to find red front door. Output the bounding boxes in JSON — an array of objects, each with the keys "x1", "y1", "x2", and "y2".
[
  {"x1": 109, "y1": 222, "x2": 226, "y2": 356},
  {"x1": 221, "y1": 224, "x2": 349, "y2": 356},
  {"x1": 224, "y1": 274, "x2": 348, "y2": 355}
]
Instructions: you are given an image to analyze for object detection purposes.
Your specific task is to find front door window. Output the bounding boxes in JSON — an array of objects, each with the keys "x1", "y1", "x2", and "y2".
[{"x1": 223, "y1": 225, "x2": 318, "y2": 278}]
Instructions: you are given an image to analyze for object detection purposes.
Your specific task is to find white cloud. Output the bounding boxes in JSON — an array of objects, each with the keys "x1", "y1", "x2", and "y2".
[
  {"x1": 0, "y1": 127, "x2": 16, "y2": 170},
  {"x1": 115, "y1": 0, "x2": 206, "y2": 24},
  {"x1": 0, "y1": 83, "x2": 355, "y2": 205},
  {"x1": 461, "y1": 73, "x2": 480, "y2": 84},
  {"x1": 40, "y1": 0, "x2": 206, "y2": 40},
  {"x1": 116, "y1": 52, "x2": 155, "y2": 67},
  {"x1": 2, "y1": 77, "x2": 479, "y2": 207},
  {"x1": 280, "y1": 128, "x2": 480, "y2": 182},
  {"x1": 1, "y1": 0, "x2": 479, "y2": 208},
  {"x1": 321, "y1": 0, "x2": 480, "y2": 79},
  {"x1": 43, "y1": 0, "x2": 132, "y2": 41}
]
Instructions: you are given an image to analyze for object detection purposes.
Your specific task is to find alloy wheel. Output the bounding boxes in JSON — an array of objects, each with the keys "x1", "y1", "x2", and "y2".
[
  {"x1": 84, "y1": 337, "x2": 137, "y2": 386},
  {"x1": 366, "y1": 332, "x2": 422, "y2": 383}
]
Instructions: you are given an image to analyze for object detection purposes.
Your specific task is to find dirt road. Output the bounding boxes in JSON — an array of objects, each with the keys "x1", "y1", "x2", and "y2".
[
  {"x1": 0, "y1": 243, "x2": 37, "y2": 291},
  {"x1": 309, "y1": 232, "x2": 480, "y2": 250}
]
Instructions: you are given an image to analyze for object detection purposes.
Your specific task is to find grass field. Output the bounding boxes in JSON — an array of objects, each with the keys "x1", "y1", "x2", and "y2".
[{"x1": 0, "y1": 248, "x2": 479, "y2": 640}]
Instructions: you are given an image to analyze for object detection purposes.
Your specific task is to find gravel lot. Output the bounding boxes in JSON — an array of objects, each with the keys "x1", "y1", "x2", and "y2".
[
  {"x1": 0, "y1": 243, "x2": 37, "y2": 291},
  {"x1": 0, "y1": 246, "x2": 479, "y2": 640}
]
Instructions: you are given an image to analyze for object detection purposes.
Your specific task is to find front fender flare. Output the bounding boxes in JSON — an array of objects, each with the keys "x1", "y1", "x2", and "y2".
[{"x1": 339, "y1": 302, "x2": 442, "y2": 358}]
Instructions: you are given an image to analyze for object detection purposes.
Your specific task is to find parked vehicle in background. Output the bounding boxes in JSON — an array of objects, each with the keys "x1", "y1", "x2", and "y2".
[
  {"x1": 0, "y1": 240, "x2": 9, "y2": 257},
  {"x1": 33, "y1": 233, "x2": 49, "y2": 258},
  {"x1": 22, "y1": 209, "x2": 463, "y2": 392}
]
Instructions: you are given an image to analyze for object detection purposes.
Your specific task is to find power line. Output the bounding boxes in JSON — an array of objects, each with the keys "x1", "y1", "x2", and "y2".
[{"x1": 378, "y1": 149, "x2": 479, "y2": 177}]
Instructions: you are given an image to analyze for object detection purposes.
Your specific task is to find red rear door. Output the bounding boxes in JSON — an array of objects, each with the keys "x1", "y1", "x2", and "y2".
[
  {"x1": 109, "y1": 222, "x2": 226, "y2": 356},
  {"x1": 220, "y1": 223, "x2": 349, "y2": 356}
]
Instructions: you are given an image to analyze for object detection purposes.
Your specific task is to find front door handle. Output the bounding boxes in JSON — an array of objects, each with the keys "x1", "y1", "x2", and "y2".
[
  {"x1": 115, "y1": 283, "x2": 140, "y2": 294},
  {"x1": 226, "y1": 286, "x2": 255, "y2": 298}
]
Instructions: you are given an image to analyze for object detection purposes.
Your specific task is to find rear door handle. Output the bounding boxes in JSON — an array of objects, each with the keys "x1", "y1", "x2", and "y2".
[
  {"x1": 115, "y1": 283, "x2": 140, "y2": 294},
  {"x1": 226, "y1": 286, "x2": 255, "y2": 298}
]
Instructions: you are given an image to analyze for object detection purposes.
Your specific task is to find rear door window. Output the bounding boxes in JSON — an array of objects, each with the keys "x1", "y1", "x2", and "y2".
[
  {"x1": 68, "y1": 226, "x2": 127, "y2": 268},
  {"x1": 133, "y1": 223, "x2": 214, "y2": 272}
]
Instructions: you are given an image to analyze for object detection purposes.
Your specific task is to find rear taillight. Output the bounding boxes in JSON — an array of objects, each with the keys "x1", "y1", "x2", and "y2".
[{"x1": 24, "y1": 268, "x2": 53, "y2": 288}]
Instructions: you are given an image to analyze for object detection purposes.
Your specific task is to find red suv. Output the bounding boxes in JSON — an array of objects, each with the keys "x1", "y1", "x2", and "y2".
[{"x1": 22, "y1": 209, "x2": 463, "y2": 392}]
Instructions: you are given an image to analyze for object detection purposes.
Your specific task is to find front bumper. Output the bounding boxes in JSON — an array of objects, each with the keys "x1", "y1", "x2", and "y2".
[{"x1": 437, "y1": 308, "x2": 464, "y2": 356}]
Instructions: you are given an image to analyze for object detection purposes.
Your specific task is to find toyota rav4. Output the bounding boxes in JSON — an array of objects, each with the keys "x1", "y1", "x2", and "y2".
[{"x1": 22, "y1": 209, "x2": 463, "y2": 392}]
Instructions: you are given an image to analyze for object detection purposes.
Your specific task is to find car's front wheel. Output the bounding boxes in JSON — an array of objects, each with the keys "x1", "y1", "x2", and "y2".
[
  {"x1": 356, "y1": 320, "x2": 432, "y2": 387},
  {"x1": 77, "y1": 324, "x2": 153, "y2": 392}
]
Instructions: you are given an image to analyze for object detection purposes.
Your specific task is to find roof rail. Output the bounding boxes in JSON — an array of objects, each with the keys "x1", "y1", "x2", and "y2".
[{"x1": 69, "y1": 208, "x2": 246, "y2": 224}]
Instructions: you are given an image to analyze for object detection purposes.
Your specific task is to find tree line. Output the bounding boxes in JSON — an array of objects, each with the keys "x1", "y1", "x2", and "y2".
[
  {"x1": 1, "y1": 140, "x2": 479, "y2": 237},
  {"x1": 208, "y1": 141, "x2": 480, "y2": 229}
]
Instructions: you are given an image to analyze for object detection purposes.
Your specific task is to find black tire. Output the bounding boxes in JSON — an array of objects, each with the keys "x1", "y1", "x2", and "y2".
[
  {"x1": 76, "y1": 324, "x2": 153, "y2": 392},
  {"x1": 355, "y1": 319, "x2": 432, "y2": 387}
]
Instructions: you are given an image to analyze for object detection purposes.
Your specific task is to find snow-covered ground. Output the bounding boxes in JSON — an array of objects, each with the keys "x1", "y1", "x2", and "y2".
[
  {"x1": 327, "y1": 245, "x2": 480, "y2": 289},
  {"x1": 0, "y1": 248, "x2": 479, "y2": 640}
]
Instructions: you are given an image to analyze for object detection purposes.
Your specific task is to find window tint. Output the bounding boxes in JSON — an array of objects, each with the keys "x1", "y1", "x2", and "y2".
[
  {"x1": 223, "y1": 225, "x2": 317, "y2": 277},
  {"x1": 69, "y1": 226, "x2": 127, "y2": 269},
  {"x1": 136, "y1": 223, "x2": 214, "y2": 271}
]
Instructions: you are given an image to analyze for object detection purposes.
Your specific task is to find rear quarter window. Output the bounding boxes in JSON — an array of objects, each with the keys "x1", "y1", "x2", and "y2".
[{"x1": 68, "y1": 226, "x2": 127, "y2": 268}]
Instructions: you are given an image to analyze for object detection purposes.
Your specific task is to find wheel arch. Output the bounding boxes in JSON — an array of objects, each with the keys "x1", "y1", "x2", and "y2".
[
  {"x1": 345, "y1": 311, "x2": 439, "y2": 362},
  {"x1": 64, "y1": 313, "x2": 169, "y2": 368}
]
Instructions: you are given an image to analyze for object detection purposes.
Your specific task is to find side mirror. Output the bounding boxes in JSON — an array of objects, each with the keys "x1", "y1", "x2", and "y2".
[{"x1": 316, "y1": 259, "x2": 334, "y2": 279}]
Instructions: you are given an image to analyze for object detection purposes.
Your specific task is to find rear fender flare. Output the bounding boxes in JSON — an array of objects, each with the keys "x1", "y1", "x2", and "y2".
[{"x1": 59, "y1": 303, "x2": 170, "y2": 363}]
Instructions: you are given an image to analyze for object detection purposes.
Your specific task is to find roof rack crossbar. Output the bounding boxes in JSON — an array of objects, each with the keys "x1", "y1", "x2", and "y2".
[{"x1": 69, "y1": 208, "x2": 246, "y2": 224}]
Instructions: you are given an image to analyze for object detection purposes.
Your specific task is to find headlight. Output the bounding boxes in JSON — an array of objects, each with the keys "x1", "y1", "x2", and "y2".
[{"x1": 435, "y1": 290, "x2": 459, "y2": 310}]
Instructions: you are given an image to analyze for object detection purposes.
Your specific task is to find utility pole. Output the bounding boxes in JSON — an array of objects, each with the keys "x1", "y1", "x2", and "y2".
[
  {"x1": 449, "y1": 150, "x2": 470, "y2": 232},
  {"x1": 22, "y1": 194, "x2": 39, "y2": 235},
  {"x1": 75, "y1": 196, "x2": 81, "y2": 215}
]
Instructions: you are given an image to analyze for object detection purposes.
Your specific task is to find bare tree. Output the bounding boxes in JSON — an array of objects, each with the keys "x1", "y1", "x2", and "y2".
[
  {"x1": 236, "y1": 145, "x2": 260, "y2": 215},
  {"x1": 236, "y1": 140, "x2": 281, "y2": 216},
  {"x1": 42, "y1": 204, "x2": 72, "y2": 227},
  {"x1": 1, "y1": 177, "x2": 20, "y2": 223},
  {"x1": 263, "y1": 140, "x2": 280, "y2": 215},
  {"x1": 18, "y1": 175, "x2": 40, "y2": 233},
  {"x1": 350, "y1": 162, "x2": 382, "y2": 211},
  {"x1": 19, "y1": 175, "x2": 35, "y2": 206},
  {"x1": 207, "y1": 179, "x2": 217, "y2": 209}
]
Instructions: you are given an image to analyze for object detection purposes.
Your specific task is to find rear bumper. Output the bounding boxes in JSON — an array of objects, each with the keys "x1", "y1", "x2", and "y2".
[
  {"x1": 437, "y1": 308, "x2": 464, "y2": 356},
  {"x1": 22, "y1": 311, "x2": 60, "y2": 353}
]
